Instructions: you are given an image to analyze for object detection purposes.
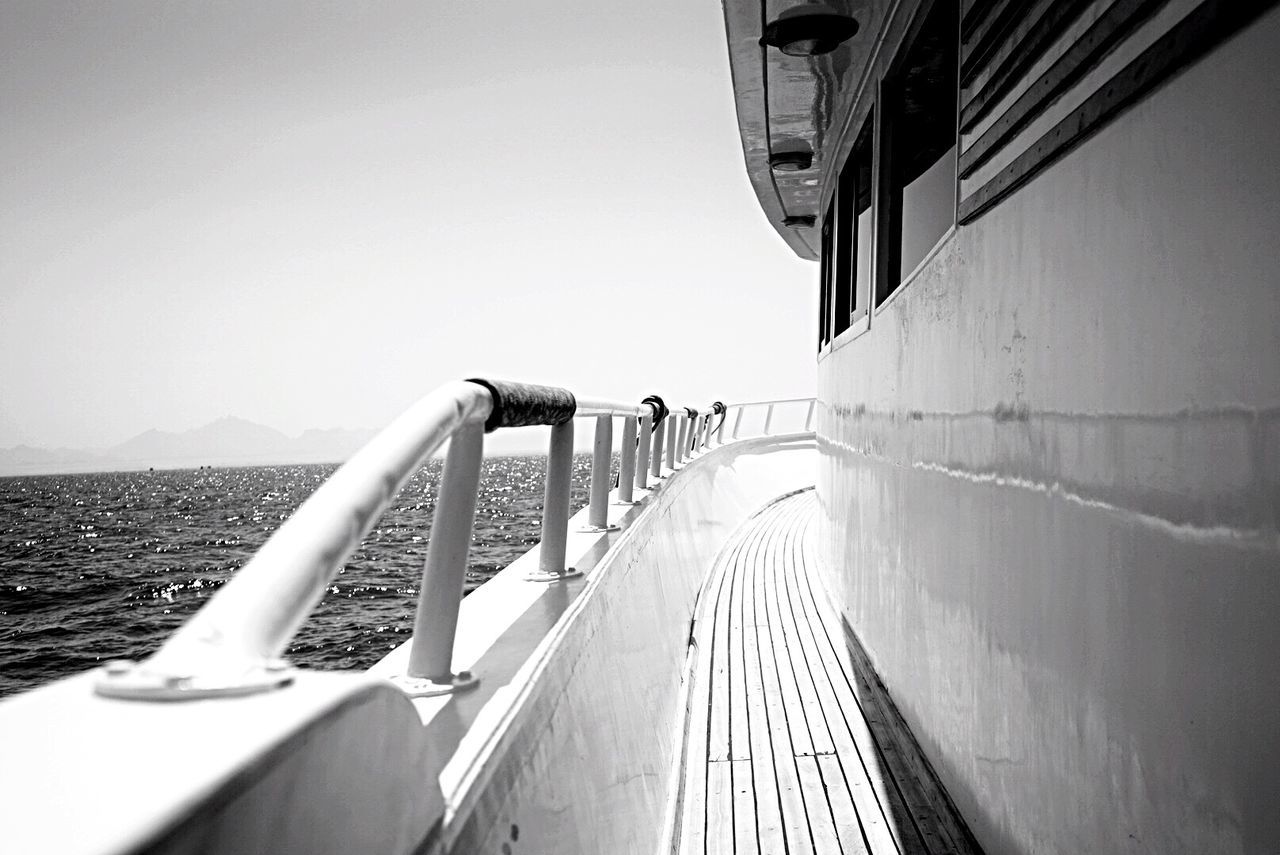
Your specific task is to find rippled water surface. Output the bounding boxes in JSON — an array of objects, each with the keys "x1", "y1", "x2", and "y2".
[{"x1": 0, "y1": 456, "x2": 597, "y2": 697}]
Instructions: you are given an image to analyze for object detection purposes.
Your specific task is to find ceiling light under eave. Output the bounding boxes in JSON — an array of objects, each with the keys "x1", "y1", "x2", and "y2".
[
  {"x1": 761, "y1": 5, "x2": 860, "y2": 57},
  {"x1": 770, "y1": 150, "x2": 814, "y2": 172}
]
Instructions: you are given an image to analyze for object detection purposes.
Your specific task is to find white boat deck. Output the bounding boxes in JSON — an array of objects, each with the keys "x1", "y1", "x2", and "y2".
[{"x1": 677, "y1": 489, "x2": 980, "y2": 855}]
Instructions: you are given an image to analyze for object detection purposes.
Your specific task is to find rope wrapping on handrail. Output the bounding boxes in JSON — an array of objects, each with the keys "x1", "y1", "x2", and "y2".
[
  {"x1": 465, "y1": 378, "x2": 576, "y2": 433},
  {"x1": 641, "y1": 394, "x2": 668, "y2": 427},
  {"x1": 710, "y1": 401, "x2": 727, "y2": 435}
]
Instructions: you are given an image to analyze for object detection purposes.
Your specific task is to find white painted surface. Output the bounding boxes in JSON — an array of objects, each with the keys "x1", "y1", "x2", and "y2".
[
  {"x1": 0, "y1": 672, "x2": 443, "y2": 855},
  {"x1": 818, "y1": 14, "x2": 1280, "y2": 855}
]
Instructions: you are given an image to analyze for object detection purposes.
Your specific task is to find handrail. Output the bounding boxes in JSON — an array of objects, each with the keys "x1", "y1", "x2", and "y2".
[
  {"x1": 94, "y1": 378, "x2": 813, "y2": 701},
  {"x1": 724, "y1": 396, "x2": 815, "y2": 407}
]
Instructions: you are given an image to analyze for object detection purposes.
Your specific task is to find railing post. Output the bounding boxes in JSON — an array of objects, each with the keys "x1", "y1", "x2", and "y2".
[
  {"x1": 399, "y1": 421, "x2": 485, "y2": 696},
  {"x1": 617, "y1": 414, "x2": 638, "y2": 504},
  {"x1": 651, "y1": 417, "x2": 666, "y2": 480},
  {"x1": 586, "y1": 415, "x2": 617, "y2": 530},
  {"x1": 763, "y1": 404, "x2": 775, "y2": 435},
  {"x1": 732, "y1": 407, "x2": 744, "y2": 439},
  {"x1": 528, "y1": 420, "x2": 578, "y2": 582},
  {"x1": 691, "y1": 415, "x2": 703, "y2": 453},
  {"x1": 703, "y1": 413, "x2": 714, "y2": 448},
  {"x1": 635, "y1": 412, "x2": 652, "y2": 491},
  {"x1": 805, "y1": 399, "x2": 816, "y2": 431},
  {"x1": 676, "y1": 415, "x2": 689, "y2": 463},
  {"x1": 665, "y1": 414, "x2": 679, "y2": 470}
]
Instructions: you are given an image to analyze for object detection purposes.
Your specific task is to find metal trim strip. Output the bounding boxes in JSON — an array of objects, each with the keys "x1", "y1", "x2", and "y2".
[
  {"x1": 960, "y1": 0, "x2": 1033, "y2": 84},
  {"x1": 958, "y1": 0, "x2": 1280, "y2": 223},
  {"x1": 957, "y1": 0, "x2": 1169, "y2": 179},
  {"x1": 959, "y1": 0, "x2": 1094, "y2": 132}
]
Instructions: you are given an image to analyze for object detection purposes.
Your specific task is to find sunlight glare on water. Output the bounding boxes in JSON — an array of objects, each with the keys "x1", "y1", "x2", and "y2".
[{"x1": 0, "y1": 455, "x2": 599, "y2": 697}]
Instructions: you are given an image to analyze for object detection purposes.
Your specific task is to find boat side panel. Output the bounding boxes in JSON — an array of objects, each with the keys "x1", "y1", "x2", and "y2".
[
  {"x1": 443, "y1": 439, "x2": 816, "y2": 854},
  {"x1": 818, "y1": 12, "x2": 1280, "y2": 855},
  {"x1": 0, "y1": 672, "x2": 444, "y2": 855}
]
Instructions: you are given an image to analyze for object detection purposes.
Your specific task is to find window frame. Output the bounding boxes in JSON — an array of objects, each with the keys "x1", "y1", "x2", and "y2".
[{"x1": 818, "y1": 198, "x2": 834, "y2": 351}]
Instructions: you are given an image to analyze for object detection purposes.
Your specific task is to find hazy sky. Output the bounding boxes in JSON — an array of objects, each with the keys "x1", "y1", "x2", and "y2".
[{"x1": 1, "y1": 1, "x2": 815, "y2": 450}]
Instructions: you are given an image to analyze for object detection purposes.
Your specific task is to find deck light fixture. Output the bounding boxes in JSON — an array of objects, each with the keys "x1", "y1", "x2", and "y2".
[
  {"x1": 761, "y1": 4, "x2": 859, "y2": 57},
  {"x1": 770, "y1": 149, "x2": 814, "y2": 172},
  {"x1": 783, "y1": 215, "x2": 816, "y2": 228}
]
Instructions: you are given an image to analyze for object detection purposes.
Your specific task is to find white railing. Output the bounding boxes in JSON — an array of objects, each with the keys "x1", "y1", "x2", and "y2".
[{"x1": 94, "y1": 380, "x2": 814, "y2": 701}]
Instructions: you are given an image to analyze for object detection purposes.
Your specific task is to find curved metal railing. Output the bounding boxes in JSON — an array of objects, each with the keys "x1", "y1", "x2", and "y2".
[{"x1": 94, "y1": 380, "x2": 814, "y2": 701}]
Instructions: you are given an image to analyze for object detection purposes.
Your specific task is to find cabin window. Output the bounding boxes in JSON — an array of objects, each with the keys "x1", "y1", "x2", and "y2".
[
  {"x1": 818, "y1": 198, "x2": 835, "y2": 350},
  {"x1": 832, "y1": 160, "x2": 854, "y2": 338},
  {"x1": 877, "y1": 0, "x2": 958, "y2": 305},
  {"x1": 836, "y1": 113, "x2": 874, "y2": 329}
]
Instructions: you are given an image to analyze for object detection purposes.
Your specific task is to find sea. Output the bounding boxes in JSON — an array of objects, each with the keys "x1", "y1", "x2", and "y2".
[{"x1": 0, "y1": 455, "x2": 597, "y2": 698}]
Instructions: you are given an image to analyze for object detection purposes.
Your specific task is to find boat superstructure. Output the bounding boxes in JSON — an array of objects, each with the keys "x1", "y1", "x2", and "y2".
[{"x1": 722, "y1": 0, "x2": 1280, "y2": 852}]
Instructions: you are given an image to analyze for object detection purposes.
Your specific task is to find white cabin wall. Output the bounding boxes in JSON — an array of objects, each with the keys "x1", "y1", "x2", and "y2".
[{"x1": 817, "y1": 10, "x2": 1280, "y2": 855}]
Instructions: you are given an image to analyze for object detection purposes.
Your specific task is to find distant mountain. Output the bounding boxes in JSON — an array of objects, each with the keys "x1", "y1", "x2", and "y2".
[
  {"x1": 0, "y1": 444, "x2": 105, "y2": 473},
  {"x1": 108, "y1": 417, "x2": 293, "y2": 465},
  {"x1": 0, "y1": 418, "x2": 378, "y2": 476}
]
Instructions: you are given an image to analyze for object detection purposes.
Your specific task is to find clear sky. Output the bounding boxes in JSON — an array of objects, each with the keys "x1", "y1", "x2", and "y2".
[{"x1": 0, "y1": 1, "x2": 816, "y2": 451}]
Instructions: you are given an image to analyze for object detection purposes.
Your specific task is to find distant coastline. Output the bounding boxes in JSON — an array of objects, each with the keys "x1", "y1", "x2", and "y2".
[
  {"x1": 0, "y1": 416, "x2": 376, "y2": 477},
  {"x1": 0, "y1": 416, "x2": 561, "y2": 477}
]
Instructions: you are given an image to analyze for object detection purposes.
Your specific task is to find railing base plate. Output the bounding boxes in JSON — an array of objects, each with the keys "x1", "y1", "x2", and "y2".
[
  {"x1": 94, "y1": 658, "x2": 294, "y2": 701},
  {"x1": 525, "y1": 567, "x2": 584, "y2": 583},
  {"x1": 391, "y1": 670, "x2": 479, "y2": 698}
]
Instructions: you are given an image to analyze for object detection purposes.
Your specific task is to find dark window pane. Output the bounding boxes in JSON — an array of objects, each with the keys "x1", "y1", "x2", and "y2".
[
  {"x1": 833, "y1": 167, "x2": 855, "y2": 337},
  {"x1": 850, "y1": 115, "x2": 874, "y2": 318},
  {"x1": 819, "y1": 203, "x2": 834, "y2": 348},
  {"x1": 833, "y1": 112, "x2": 875, "y2": 337},
  {"x1": 880, "y1": 0, "x2": 958, "y2": 303}
]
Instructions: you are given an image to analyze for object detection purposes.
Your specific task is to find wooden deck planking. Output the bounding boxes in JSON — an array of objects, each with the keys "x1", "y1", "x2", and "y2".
[
  {"x1": 781, "y1": 505, "x2": 923, "y2": 855},
  {"x1": 763, "y1": 497, "x2": 830, "y2": 758},
  {"x1": 705, "y1": 760, "x2": 737, "y2": 855},
  {"x1": 815, "y1": 753, "x2": 872, "y2": 855},
  {"x1": 794, "y1": 514, "x2": 965, "y2": 855},
  {"x1": 741, "y1": 512, "x2": 786, "y2": 853},
  {"x1": 709, "y1": 529, "x2": 746, "y2": 761},
  {"x1": 726, "y1": 509, "x2": 752, "y2": 764},
  {"x1": 683, "y1": 541, "x2": 737, "y2": 853},
  {"x1": 677, "y1": 489, "x2": 979, "y2": 855},
  {"x1": 775, "y1": 500, "x2": 904, "y2": 855},
  {"x1": 751, "y1": 500, "x2": 809, "y2": 853}
]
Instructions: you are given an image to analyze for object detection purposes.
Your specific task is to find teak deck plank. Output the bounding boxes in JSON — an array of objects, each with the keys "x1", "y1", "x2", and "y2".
[
  {"x1": 795, "y1": 517, "x2": 971, "y2": 855},
  {"x1": 708, "y1": 531, "x2": 741, "y2": 762},
  {"x1": 683, "y1": 545, "x2": 735, "y2": 853},
  {"x1": 677, "y1": 490, "x2": 980, "y2": 855},
  {"x1": 776, "y1": 507, "x2": 899, "y2": 855},
  {"x1": 752, "y1": 503, "x2": 808, "y2": 854},
  {"x1": 705, "y1": 761, "x2": 735, "y2": 855},
  {"x1": 763, "y1": 499, "x2": 827, "y2": 758},
  {"x1": 741, "y1": 516, "x2": 785, "y2": 853},
  {"x1": 782, "y1": 509, "x2": 920, "y2": 855},
  {"x1": 727, "y1": 512, "x2": 751, "y2": 764},
  {"x1": 759, "y1": 500, "x2": 820, "y2": 853}
]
